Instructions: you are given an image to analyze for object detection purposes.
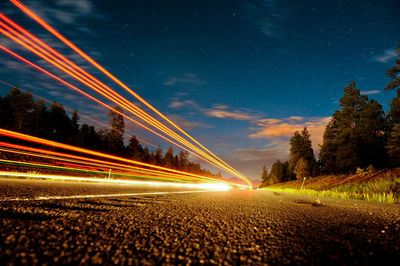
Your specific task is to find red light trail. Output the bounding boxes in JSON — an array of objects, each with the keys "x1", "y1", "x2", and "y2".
[{"x1": 0, "y1": 0, "x2": 253, "y2": 188}]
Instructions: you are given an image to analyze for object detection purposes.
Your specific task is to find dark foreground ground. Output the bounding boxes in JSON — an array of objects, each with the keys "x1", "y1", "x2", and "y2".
[{"x1": 1, "y1": 178, "x2": 400, "y2": 265}]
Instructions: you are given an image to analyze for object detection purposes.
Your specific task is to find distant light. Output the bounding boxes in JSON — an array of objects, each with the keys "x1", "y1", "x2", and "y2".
[{"x1": 0, "y1": 171, "x2": 232, "y2": 191}]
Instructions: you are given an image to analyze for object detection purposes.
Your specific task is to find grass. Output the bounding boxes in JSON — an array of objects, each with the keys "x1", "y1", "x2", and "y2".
[{"x1": 263, "y1": 174, "x2": 400, "y2": 204}]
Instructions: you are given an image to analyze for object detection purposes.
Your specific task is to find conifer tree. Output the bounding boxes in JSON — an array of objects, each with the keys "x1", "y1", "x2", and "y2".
[
  {"x1": 7, "y1": 87, "x2": 34, "y2": 131},
  {"x1": 387, "y1": 89, "x2": 400, "y2": 128},
  {"x1": 127, "y1": 135, "x2": 144, "y2": 160},
  {"x1": 164, "y1": 146, "x2": 174, "y2": 168},
  {"x1": 261, "y1": 165, "x2": 268, "y2": 185},
  {"x1": 30, "y1": 98, "x2": 49, "y2": 138},
  {"x1": 107, "y1": 106, "x2": 125, "y2": 155},
  {"x1": 319, "y1": 81, "x2": 386, "y2": 173},
  {"x1": 384, "y1": 40, "x2": 400, "y2": 91},
  {"x1": 141, "y1": 146, "x2": 151, "y2": 163},
  {"x1": 386, "y1": 123, "x2": 400, "y2": 166},
  {"x1": 294, "y1": 157, "x2": 310, "y2": 180},
  {"x1": 179, "y1": 150, "x2": 189, "y2": 171},
  {"x1": 154, "y1": 145, "x2": 164, "y2": 166},
  {"x1": 289, "y1": 131, "x2": 303, "y2": 175},
  {"x1": 289, "y1": 127, "x2": 317, "y2": 177}
]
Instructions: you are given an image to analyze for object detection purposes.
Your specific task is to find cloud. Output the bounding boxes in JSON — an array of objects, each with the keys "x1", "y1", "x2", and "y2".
[
  {"x1": 373, "y1": 48, "x2": 397, "y2": 63},
  {"x1": 205, "y1": 109, "x2": 259, "y2": 121},
  {"x1": 169, "y1": 95, "x2": 260, "y2": 121},
  {"x1": 220, "y1": 142, "x2": 290, "y2": 184},
  {"x1": 167, "y1": 114, "x2": 213, "y2": 131},
  {"x1": 169, "y1": 100, "x2": 198, "y2": 109},
  {"x1": 249, "y1": 116, "x2": 331, "y2": 155},
  {"x1": 164, "y1": 73, "x2": 205, "y2": 87},
  {"x1": 242, "y1": 0, "x2": 292, "y2": 38},
  {"x1": 287, "y1": 116, "x2": 304, "y2": 121},
  {"x1": 20, "y1": 0, "x2": 97, "y2": 29},
  {"x1": 361, "y1": 90, "x2": 380, "y2": 95}
]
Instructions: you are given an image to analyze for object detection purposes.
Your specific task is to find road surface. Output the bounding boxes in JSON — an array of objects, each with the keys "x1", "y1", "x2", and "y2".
[{"x1": 1, "y1": 178, "x2": 400, "y2": 265}]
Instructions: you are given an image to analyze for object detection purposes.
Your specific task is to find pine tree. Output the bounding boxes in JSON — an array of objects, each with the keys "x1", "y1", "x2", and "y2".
[
  {"x1": 164, "y1": 146, "x2": 174, "y2": 168},
  {"x1": 319, "y1": 118, "x2": 338, "y2": 173},
  {"x1": 384, "y1": 40, "x2": 400, "y2": 91},
  {"x1": 289, "y1": 127, "x2": 317, "y2": 177},
  {"x1": 126, "y1": 135, "x2": 144, "y2": 160},
  {"x1": 386, "y1": 123, "x2": 400, "y2": 166},
  {"x1": 294, "y1": 157, "x2": 310, "y2": 180},
  {"x1": 107, "y1": 106, "x2": 125, "y2": 155},
  {"x1": 261, "y1": 165, "x2": 268, "y2": 185},
  {"x1": 179, "y1": 150, "x2": 189, "y2": 171},
  {"x1": 30, "y1": 98, "x2": 49, "y2": 138},
  {"x1": 154, "y1": 145, "x2": 164, "y2": 166},
  {"x1": 319, "y1": 81, "x2": 386, "y2": 173},
  {"x1": 173, "y1": 155, "x2": 180, "y2": 169},
  {"x1": 7, "y1": 87, "x2": 34, "y2": 131},
  {"x1": 141, "y1": 146, "x2": 151, "y2": 163},
  {"x1": 49, "y1": 101, "x2": 72, "y2": 143},
  {"x1": 71, "y1": 109, "x2": 80, "y2": 143},
  {"x1": 269, "y1": 160, "x2": 289, "y2": 183},
  {"x1": 289, "y1": 131, "x2": 303, "y2": 175},
  {"x1": 387, "y1": 89, "x2": 400, "y2": 128},
  {"x1": 0, "y1": 93, "x2": 12, "y2": 129}
]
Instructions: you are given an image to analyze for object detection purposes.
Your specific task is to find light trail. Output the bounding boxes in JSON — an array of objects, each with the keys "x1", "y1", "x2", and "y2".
[
  {"x1": 0, "y1": 143, "x2": 237, "y2": 186},
  {"x1": 8, "y1": 0, "x2": 244, "y2": 182},
  {"x1": 0, "y1": 43, "x2": 233, "y2": 180},
  {"x1": 0, "y1": 16, "x2": 237, "y2": 180},
  {"x1": 0, "y1": 129, "x2": 249, "y2": 188},
  {"x1": 0, "y1": 158, "x2": 197, "y2": 183},
  {"x1": 0, "y1": 146, "x2": 203, "y2": 183},
  {"x1": 0, "y1": 187, "x2": 224, "y2": 202},
  {"x1": 2, "y1": 1, "x2": 253, "y2": 188},
  {"x1": 0, "y1": 172, "x2": 231, "y2": 192},
  {"x1": 26, "y1": 91, "x2": 157, "y2": 148},
  {"x1": 0, "y1": 44, "x2": 215, "y2": 166}
]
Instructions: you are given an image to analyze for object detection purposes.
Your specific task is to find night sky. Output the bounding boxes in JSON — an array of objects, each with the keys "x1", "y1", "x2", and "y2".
[{"x1": 0, "y1": 0, "x2": 399, "y2": 183}]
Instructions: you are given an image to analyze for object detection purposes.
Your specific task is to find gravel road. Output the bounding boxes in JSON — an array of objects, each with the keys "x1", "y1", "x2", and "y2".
[{"x1": 1, "y1": 178, "x2": 400, "y2": 265}]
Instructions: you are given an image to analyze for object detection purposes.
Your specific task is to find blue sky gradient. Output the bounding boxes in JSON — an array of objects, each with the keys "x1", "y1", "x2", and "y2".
[{"x1": 0, "y1": 0, "x2": 399, "y2": 183}]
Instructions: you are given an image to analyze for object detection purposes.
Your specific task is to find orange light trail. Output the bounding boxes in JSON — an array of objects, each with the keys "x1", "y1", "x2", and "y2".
[
  {"x1": 0, "y1": 146, "x2": 210, "y2": 184},
  {"x1": 0, "y1": 40, "x2": 235, "y2": 182},
  {"x1": 9, "y1": 0, "x2": 242, "y2": 179},
  {"x1": 0, "y1": 142, "x2": 236, "y2": 186},
  {"x1": 26, "y1": 91, "x2": 157, "y2": 148},
  {"x1": 0, "y1": 146, "x2": 222, "y2": 184},
  {"x1": 0, "y1": 158, "x2": 204, "y2": 184},
  {"x1": 0, "y1": 15, "x2": 232, "y2": 177},
  {"x1": 2, "y1": 1, "x2": 253, "y2": 188},
  {"x1": 0, "y1": 44, "x2": 216, "y2": 167},
  {"x1": 0, "y1": 129, "x2": 248, "y2": 188}
]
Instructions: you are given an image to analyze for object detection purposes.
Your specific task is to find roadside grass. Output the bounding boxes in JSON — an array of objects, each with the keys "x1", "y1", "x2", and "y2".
[{"x1": 264, "y1": 174, "x2": 400, "y2": 204}]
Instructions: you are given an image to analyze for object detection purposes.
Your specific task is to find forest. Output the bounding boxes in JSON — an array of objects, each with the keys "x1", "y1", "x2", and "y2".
[
  {"x1": 261, "y1": 41, "x2": 400, "y2": 186},
  {"x1": 0, "y1": 87, "x2": 222, "y2": 178}
]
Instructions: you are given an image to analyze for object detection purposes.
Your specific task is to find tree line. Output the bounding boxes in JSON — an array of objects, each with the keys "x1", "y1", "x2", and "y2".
[
  {"x1": 0, "y1": 87, "x2": 222, "y2": 178},
  {"x1": 261, "y1": 41, "x2": 400, "y2": 186}
]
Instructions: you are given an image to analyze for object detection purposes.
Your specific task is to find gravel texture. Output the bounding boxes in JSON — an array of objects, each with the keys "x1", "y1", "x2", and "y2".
[{"x1": 1, "y1": 178, "x2": 400, "y2": 265}]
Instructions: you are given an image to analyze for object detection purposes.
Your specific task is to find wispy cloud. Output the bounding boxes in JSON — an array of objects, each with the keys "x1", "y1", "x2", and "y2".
[
  {"x1": 242, "y1": 0, "x2": 293, "y2": 39},
  {"x1": 168, "y1": 114, "x2": 213, "y2": 131},
  {"x1": 372, "y1": 48, "x2": 397, "y2": 63},
  {"x1": 249, "y1": 116, "x2": 331, "y2": 155},
  {"x1": 8, "y1": 0, "x2": 99, "y2": 32},
  {"x1": 169, "y1": 100, "x2": 198, "y2": 109},
  {"x1": 205, "y1": 109, "x2": 259, "y2": 121},
  {"x1": 221, "y1": 141, "x2": 290, "y2": 184},
  {"x1": 164, "y1": 73, "x2": 205, "y2": 87},
  {"x1": 361, "y1": 90, "x2": 381, "y2": 95},
  {"x1": 169, "y1": 95, "x2": 260, "y2": 121}
]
